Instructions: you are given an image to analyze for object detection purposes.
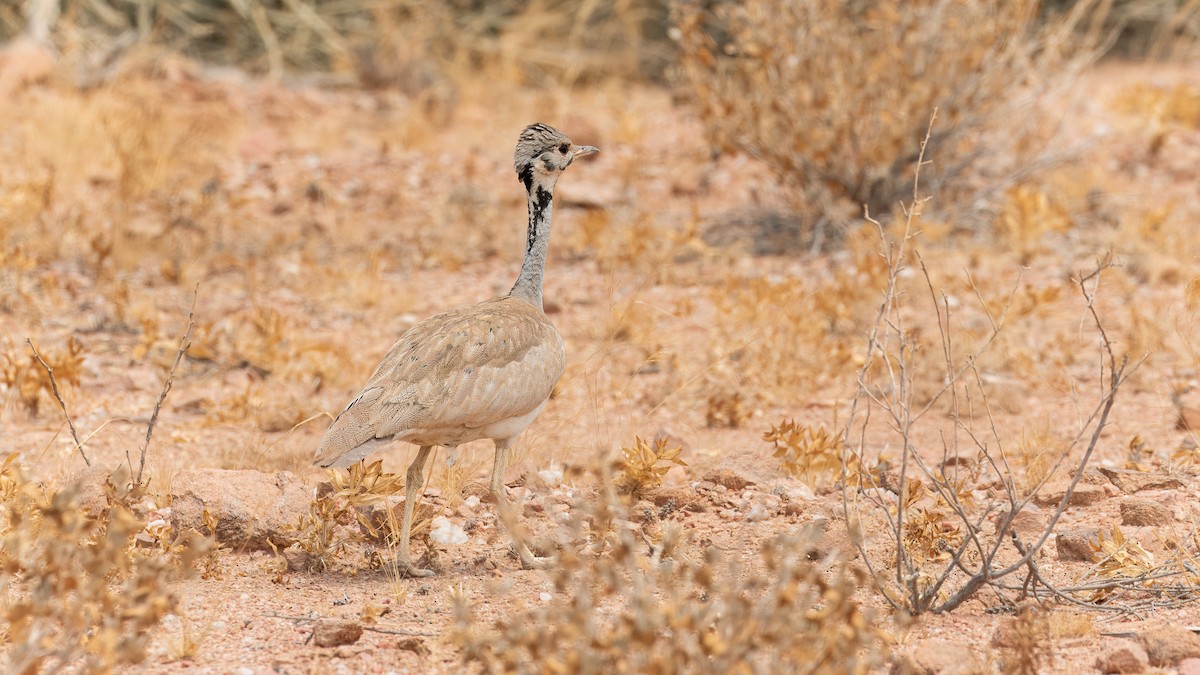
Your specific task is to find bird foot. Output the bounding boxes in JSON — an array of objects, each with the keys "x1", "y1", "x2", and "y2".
[
  {"x1": 519, "y1": 554, "x2": 556, "y2": 570},
  {"x1": 393, "y1": 560, "x2": 435, "y2": 578}
]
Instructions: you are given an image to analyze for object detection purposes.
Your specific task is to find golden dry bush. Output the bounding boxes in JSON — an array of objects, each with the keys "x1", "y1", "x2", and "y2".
[
  {"x1": 1086, "y1": 525, "x2": 1156, "y2": 601},
  {"x1": 705, "y1": 390, "x2": 746, "y2": 428},
  {"x1": 996, "y1": 184, "x2": 1073, "y2": 262},
  {"x1": 1112, "y1": 82, "x2": 1200, "y2": 129},
  {"x1": 453, "y1": 510, "x2": 887, "y2": 674},
  {"x1": 673, "y1": 0, "x2": 1099, "y2": 226},
  {"x1": 709, "y1": 275, "x2": 856, "y2": 402},
  {"x1": 283, "y1": 460, "x2": 410, "y2": 573},
  {"x1": 998, "y1": 606, "x2": 1054, "y2": 675},
  {"x1": 763, "y1": 418, "x2": 842, "y2": 486},
  {"x1": 615, "y1": 436, "x2": 685, "y2": 497},
  {"x1": 0, "y1": 337, "x2": 85, "y2": 415},
  {"x1": 0, "y1": 460, "x2": 191, "y2": 673}
]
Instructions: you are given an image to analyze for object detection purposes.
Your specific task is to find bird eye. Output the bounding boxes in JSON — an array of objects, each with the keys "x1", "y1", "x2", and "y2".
[{"x1": 558, "y1": 143, "x2": 569, "y2": 154}]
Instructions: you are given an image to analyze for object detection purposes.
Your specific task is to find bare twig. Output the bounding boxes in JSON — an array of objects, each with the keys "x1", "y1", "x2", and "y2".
[
  {"x1": 132, "y1": 286, "x2": 197, "y2": 487},
  {"x1": 26, "y1": 338, "x2": 90, "y2": 467}
]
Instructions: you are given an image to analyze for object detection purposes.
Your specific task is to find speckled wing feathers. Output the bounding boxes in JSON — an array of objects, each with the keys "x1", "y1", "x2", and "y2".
[{"x1": 313, "y1": 296, "x2": 565, "y2": 466}]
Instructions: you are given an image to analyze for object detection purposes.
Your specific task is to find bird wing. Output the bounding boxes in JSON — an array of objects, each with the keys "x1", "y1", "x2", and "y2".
[{"x1": 313, "y1": 297, "x2": 564, "y2": 466}]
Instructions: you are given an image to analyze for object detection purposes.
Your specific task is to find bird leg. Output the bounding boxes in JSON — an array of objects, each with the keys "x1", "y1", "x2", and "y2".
[
  {"x1": 395, "y1": 445, "x2": 435, "y2": 577},
  {"x1": 491, "y1": 438, "x2": 554, "y2": 569}
]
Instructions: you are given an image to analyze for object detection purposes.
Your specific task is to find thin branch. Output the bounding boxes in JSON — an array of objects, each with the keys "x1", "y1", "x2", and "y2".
[
  {"x1": 133, "y1": 286, "x2": 197, "y2": 487},
  {"x1": 27, "y1": 338, "x2": 90, "y2": 467}
]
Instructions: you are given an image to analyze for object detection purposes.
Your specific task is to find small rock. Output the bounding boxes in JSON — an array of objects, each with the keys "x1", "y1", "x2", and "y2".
[
  {"x1": 429, "y1": 516, "x2": 467, "y2": 545},
  {"x1": 283, "y1": 546, "x2": 319, "y2": 573},
  {"x1": 395, "y1": 637, "x2": 429, "y2": 657},
  {"x1": 171, "y1": 469, "x2": 310, "y2": 551},
  {"x1": 1179, "y1": 657, "x2": 1200, "y2": 675},
  {"x1": 701, "y1": 468, "x2": 754, "y2": 491},
  {"x1": 1098, "y1": 468, "x2": 1184, "y2": 494},
  {"x1": 745, "y1": 502, "x2": 769, "y2": 521},
  {"x1": 1120, "y1": 498, "x2": 1174, "y2": 526},
  {"x1": 646, "y1": 485, "x2": 703, "y2": 512},
  {"x1": 1096, "y1": 640, "x2": 1149, "y2": 673},
  {"x1": 1056, "y1": 529, "x2": 1097, "y2": 562},
  {"x1": 995, "y1": 503, "x2": 1046, "y2": 538},
  {"x1": 69, "y1": 465, "x2": 115, "y2": 518},
  {"x1": 782, "y1": 502, "x2": 806, "y2": 516},
  {"x1": 780, "y1": 483, "x2": 816, "y2": 501},
  {"x1": 629, "y1": 500, "x2": 659, "y2": 524},
  {"x1": 536, "y1": 469, "x2": 563, "y2": 488},
  {"x1": 894, "y1": 638, "x2": 985, "y2": 674},
  {"x1": 1138, "y1": 623, "x2": 1200, "y2": 666},
  {"x1": 1033, "y1": 482, "x2": 1108, "y2": 508},
  {"x1": 312, "y1": 619, "x2": 363, "y2": 648}
]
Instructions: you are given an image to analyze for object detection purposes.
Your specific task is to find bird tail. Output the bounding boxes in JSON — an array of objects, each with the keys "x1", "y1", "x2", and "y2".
[{"x1": 313, "y1": 387, "x2": 385, "y2": 468}]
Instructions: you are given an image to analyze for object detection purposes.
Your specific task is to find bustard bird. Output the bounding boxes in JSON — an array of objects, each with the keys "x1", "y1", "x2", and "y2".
[{"x1": 313, "y1": 123, "x2": 597, "y2": 576}]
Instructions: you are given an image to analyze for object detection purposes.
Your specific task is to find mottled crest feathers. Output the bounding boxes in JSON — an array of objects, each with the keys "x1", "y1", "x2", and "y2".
[{"x1": 513, "y1": 122, "x2": 572, "y2": 187}]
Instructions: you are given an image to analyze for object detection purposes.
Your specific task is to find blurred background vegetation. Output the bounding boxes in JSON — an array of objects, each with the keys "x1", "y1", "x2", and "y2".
[{"x1": 2, "y1": 0, "x2": 1195, "y2": 236}]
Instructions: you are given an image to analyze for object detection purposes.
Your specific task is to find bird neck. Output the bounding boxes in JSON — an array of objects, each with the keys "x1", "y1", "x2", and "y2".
[{"x1": 509, "y1": 182, "x2": 554, "y2": 308}]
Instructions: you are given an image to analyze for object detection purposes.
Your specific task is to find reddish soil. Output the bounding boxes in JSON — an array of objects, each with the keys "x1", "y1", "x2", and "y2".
[{"x1": 3, "y1": 52, "x2": 1200, "y2": 673}]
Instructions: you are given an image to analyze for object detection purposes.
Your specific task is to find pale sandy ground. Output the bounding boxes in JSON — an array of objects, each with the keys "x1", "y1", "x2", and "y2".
[{"x1": 3, "y1": 56, "x2": 1200, "y2": 673}]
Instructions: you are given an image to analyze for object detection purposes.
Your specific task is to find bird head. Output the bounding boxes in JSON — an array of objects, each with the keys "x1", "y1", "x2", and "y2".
[{"x1": 513, "y1": 123, "x2": 598, "y2": 193}]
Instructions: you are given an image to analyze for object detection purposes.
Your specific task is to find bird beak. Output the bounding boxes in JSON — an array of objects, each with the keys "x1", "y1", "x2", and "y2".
[{"x1": 574, "y1": 145, "x2": 599, "y2": 157}]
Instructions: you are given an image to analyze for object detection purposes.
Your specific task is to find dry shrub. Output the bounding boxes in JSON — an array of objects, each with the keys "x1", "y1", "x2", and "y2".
[
  {"x1": 1046, "y1": 0, "x2": 1200, "y2": 59},
  {"x1": 999, "y1": 606, "x2": 1054, "y2": 675},
  {"x1": 615, "y1": 436, "x2": 685, "y2": 498},
  {"x1": 283, "y1": 460, "x2": 412, "y2": 573},
  {"x1": 2, "y1": 0, "x2": 669, "y2": 85},
  {"x1": 0, "y1": 458, "x2": 200, "y2": 673},
  {"x1": 996, "y1": 184, "x2": 1073, "y2": 263},
  {"x1": 452, "y1": 496, "x2": 887, "y2": 674},
  {"x1": 672, "y1": 0, "x2": 1101, "y2": 229},
  {"x1": 704, "y1": 390, "x2": 745, "y2": 428},
  {"x1": 764, "y1": 418, "x2": 846, "y2": 487},
  {"x1": 1113, "y1": 82, "x2": 1200, "y2": 129},
  {"x1": 709, "y1": 274, "x2": 858, "y2": 401},
  {"x1": 0, "y1": 336, "x2": 84, "y2": 415}
]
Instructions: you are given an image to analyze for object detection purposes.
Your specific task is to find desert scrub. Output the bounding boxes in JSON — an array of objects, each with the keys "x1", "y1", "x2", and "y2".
[
  {"x1": 614, "y1": 436, "x2": 686, "y2": 498},
  {"x1": 452, "y1": 495, "x2": 887, "y2": 674},
  {"x1": 0, "y1": 458, "x2": 201, "y2": 672},
  {"x1": 672, "y1": 0, "x2": 1102, "y2": 229}
]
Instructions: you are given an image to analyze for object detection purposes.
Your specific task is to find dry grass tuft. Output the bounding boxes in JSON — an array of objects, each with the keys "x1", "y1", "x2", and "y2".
[
  {"x1": 999, "y1": 606, "x2": 1054, "y2": 675},
  {"x1": 1, "y1": 336, "x2": 84, "y2": 415},
  {"x1": 2, "y1": 0, "x2": 669, "y2": 86},
  {"x1": 763, "y1": 418, "x2": 846, "y2": 487},
  {"x1": 283, "y1": 460, "x2": 414, "y2": 573},
  {"x1": 0, "y1": 458, "x2": 201, "y2": 672},
  {"x1": 615, "y1": 436, "x2": 685, "y2": 498},
  {"x1": 452, "y1": 489, "x2": 887, "y2": 674}
]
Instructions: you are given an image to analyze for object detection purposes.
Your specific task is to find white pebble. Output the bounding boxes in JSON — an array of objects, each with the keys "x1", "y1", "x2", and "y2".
[
  {"x1": 539, "y1": 592, "x2": 552, "y2": 602},
  {"x1": 746, "y1": 503, "x2": 769, "y2": 521},
  {"x1": 429, "y1": 516, "x2": 468, "y2": 545},
  {"x1": 537, "y1": 469, "x2": 564, "y2": 488},
  {"x1": 463, "y1": 495, "x2": 481, "y2": 509}
]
